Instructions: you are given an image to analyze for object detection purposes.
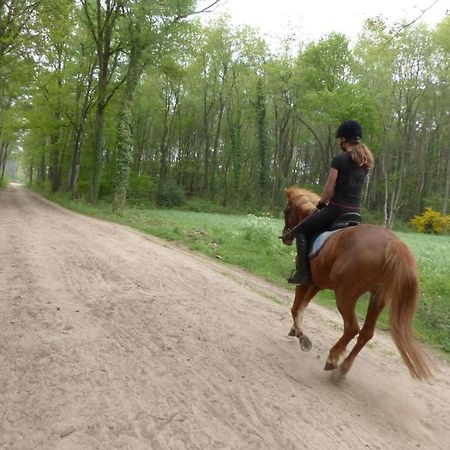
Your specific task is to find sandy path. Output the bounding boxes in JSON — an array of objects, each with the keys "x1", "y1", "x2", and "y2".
[{"x1": 0, "y1": 184, "x2": 449, "y2": 450}]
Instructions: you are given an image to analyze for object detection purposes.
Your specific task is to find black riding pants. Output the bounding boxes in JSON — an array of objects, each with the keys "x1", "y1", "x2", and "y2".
[{"x1": 295, "y1": 204, "x2": 359, "y2": 253}]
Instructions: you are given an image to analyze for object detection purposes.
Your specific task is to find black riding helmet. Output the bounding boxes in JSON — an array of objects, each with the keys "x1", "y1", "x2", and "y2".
[{"x1": 336, "y1": 120, "x2": 363, "y2": 140}]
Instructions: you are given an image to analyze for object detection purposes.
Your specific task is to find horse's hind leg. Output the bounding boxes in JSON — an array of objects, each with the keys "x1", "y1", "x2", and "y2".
[
  {"x1": 339, "y1": 291, "x2": 385, "y2": 375},
  {"x1": 325, "y1": 291, "x2": 360, "y2": 371},
  {"x1": 288, "y1": 284, "x2": 319, "y2": 338}
]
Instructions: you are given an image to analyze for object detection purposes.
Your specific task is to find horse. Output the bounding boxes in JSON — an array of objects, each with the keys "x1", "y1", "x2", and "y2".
[{"x1": 281, "y1": 187, "x2": 433, "y2": 380}]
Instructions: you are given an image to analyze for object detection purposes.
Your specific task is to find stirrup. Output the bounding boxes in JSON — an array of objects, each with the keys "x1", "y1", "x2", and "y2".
[{"x1": 287, "y1": 269, "x2": 309, "y2": 285}]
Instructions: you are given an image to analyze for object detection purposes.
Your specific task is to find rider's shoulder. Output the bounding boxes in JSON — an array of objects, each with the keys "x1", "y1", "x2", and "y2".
[{"x1": 331, "y1": 152, "x2": 350, "y2": 167}]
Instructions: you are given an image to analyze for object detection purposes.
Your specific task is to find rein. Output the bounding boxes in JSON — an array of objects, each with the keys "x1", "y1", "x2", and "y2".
[{"x1": 280, "y1": 202, "x2": 315, "y2": 239}]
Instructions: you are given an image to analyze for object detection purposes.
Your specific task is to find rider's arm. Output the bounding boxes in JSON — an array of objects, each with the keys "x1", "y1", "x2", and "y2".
[{"x1": 319, "y1": 167, "x2": 338, "y2": 205}]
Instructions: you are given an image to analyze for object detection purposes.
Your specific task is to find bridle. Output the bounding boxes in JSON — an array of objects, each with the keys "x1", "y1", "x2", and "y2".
[
  {"x1": 281, "y1": 199, "x2": 316, "y2": 243},
  {"x1": 283, "y1": 202, "x2": 293, "y2": 231},
  {"x1": 280, "y1": 202, "x2": 295, "y2": 243}
]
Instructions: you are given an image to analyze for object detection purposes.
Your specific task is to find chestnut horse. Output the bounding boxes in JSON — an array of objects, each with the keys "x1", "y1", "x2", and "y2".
[{"x1": 281, "y1": 187, "x2": 432, "y2": 380}]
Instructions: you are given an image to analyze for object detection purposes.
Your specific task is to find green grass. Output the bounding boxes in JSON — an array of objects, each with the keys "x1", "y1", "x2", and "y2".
[
  {"x1": 37, "y1": 188, "x2": 450, "y2": 355},
  {"x1": 399, "y1": 232, "x2": 450, "y2": 352}
]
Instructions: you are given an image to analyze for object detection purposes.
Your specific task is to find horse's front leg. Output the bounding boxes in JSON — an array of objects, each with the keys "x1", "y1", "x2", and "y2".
[{"x1": 288, "y1": 284, "x2": 319, "y2": 350}]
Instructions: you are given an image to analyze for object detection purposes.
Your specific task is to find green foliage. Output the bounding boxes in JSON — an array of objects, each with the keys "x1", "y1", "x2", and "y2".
[
  {"x1": 127, "y1": 173, "x2": 155, "y2": 203},
  {"x1": 98, "y1": 177, "x2": 115, "y2": 201},
  {"x1": 410, "y1": 208, "x2": 450, "y2": 234},
  {"x1": 399, "y1": 231, "x2": 450, "y2": 351},
  {"x1": 0, "y1": 176, "x2": 9, "y2": 188},
  {"x1": 156, "y1": 180, "x2": 186, "y2": 207},
  {"x1": 4, "y1": 3, "x2": 450, "y2": 230}
]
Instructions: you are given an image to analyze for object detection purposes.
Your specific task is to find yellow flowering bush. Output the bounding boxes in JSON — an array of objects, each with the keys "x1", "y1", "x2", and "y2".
[{"x1": 410, "y1": 208, "x2": 450, "y2": 234}]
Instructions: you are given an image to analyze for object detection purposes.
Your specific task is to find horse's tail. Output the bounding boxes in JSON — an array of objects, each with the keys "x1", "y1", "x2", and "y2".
[{"x1": 381, "y1": 238, "x2": 433, "y2": 380}]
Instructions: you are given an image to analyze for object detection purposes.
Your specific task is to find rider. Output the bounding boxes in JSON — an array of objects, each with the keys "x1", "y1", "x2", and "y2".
[{"x1": 287, "y1": 119, "x2": 374, "y2": 284}]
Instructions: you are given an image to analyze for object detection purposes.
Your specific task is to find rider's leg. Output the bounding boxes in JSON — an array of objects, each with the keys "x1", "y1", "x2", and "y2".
[
  {"x1": 287, "y1": 234, "x2": 310, "y2": 284},
  {"x1": 287, "y1": 206, "x2": 341, "y2": 285}
]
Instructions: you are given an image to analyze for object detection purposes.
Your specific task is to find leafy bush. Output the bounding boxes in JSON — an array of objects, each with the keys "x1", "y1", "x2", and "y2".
[
  {"x1": 75, "y1": 180, "x2": 90, "y2": 198},
  {"x1": 155, "y1": 180, "x2": 185, "y2": 207},
  {"x1": 128, "y1": 173, "x2": 155, "y2": 202},
  {"x1": 410, "y1": 208, "x2": 450, "y2": 234},
  {"x1": 0, "y1": 176, "x2": 9, "y2": 188},
  {"x1": 98, "y1": 179, "x2": 114, "y2": 200},
  {"x1": 183, "y1": 197, "x2": 227, "y2": 213}
]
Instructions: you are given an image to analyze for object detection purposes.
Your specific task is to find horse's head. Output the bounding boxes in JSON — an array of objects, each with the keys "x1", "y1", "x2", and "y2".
[
  {"x1": 281, "y1": 201, "x2": 297, "y2": 246},
  {"x1": 280, "y1": 187, "x2": 320, "y2": 246}
]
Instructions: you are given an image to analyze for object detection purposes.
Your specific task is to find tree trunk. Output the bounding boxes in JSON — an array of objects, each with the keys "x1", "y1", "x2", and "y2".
[
  {"x1": 90, "y1": 87, "x2": 106, "y2": 203},
  {"x1": 443, "y1": 146, "x2": 450, "y2": 215},
  {"x1": 112, "y1": 45, "x2": 143, "y2": 211},
  {"x1": 38, "y1": 154, "x2": 46, "y2": 183},
  {"x1": 49, "y1": 123, "x2": 62, "y2": 193},
  {"x1": 82, "y1": 0, "x2": 120, "y2": 203},
  {"x1": 0, "y1": 143, "x2": 7, "y2": 181},
  {"x1": 50, "y1": 145, "x2": 60, "y2": 192},
  {"x1": 69, "y1": 129, "x2": 82, "y2": 197},
  {"x1": 202, "y1": 83, "x2": 211, "y2": 193},
  {"x1": 255, "y1": 78, "x2": 270, "y2": 206},
  {"x1": 157, "y1": 100, "x2": 171, "y2": 197},
  {"x1": 209, "y1": 94, "x2": 225, "y2": 201},
  {"x1": 69, "y1": 59, "x2": 95, "y2": 198},
  {"x1": 156, "y1": 84, "x2": 180, "y2": 198},
  {"x1": 29, "y1": 162, "x2": 33, "y2": 186}
]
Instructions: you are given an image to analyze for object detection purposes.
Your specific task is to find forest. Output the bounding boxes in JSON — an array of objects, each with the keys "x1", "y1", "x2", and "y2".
[{"x1": 0, "y1": 1, "x2": 449, "y2": 227}]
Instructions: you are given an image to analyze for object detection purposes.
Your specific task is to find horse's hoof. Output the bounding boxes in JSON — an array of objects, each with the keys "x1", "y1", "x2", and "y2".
[
  {"x1": 288, "y1": 328, "x2": 296, "y2": 337},
  {"x1": 299, "y1": 335, "x2": 312, "y2": 352},
  {"x1": 324, "y1": 361, "x2": 336, "y2": 371}
]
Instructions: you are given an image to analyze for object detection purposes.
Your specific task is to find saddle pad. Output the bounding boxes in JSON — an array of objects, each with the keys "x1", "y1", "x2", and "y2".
[{"x1": 309, "y1": 228, "x2": 344, "y2": 258}]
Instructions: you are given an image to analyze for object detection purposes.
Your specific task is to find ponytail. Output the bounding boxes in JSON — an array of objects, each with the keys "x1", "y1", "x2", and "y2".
[{"x1": 349, "y1": 143, "x2": 374, "y2": 169}]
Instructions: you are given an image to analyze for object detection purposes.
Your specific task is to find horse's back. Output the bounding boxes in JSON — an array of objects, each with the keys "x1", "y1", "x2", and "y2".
[{"x1": 311, "y1": 224, "x2": 401, "y2": 291}]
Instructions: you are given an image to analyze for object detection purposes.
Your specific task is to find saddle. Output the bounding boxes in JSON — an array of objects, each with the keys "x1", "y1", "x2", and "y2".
[{"x1": 309, "y1": 212, "x2": 361, "y2": 258}]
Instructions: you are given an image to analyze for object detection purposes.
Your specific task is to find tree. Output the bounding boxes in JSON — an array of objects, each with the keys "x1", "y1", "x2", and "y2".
[
  {"x1": 1, "y1": 1, "x2": 42, "y2": 182},
  {"x1": 433, "y1": 15, "x2": 450, "y2": 215},
  {"x1": 112, "y1": 0, "x2": 194, "y2": 210},
  {"x1": 255, "y1": 76, "x2": 270, "y2": 204},
  {"x1": 80, "y1": 0, "x2": 124, "y2": 203},
  {"x1": 112, "y1": 1, "x2": 223, "y2": 210}
]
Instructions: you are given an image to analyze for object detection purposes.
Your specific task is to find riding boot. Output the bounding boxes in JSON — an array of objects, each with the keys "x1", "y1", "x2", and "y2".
[{"x1": 287, "y1": 234, "x2": 311, "y2": 284}]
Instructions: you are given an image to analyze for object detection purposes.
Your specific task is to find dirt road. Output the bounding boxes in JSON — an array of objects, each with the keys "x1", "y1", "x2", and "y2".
[{"x1": 1, "y1": 184, "x2": 449, "y2": 450}]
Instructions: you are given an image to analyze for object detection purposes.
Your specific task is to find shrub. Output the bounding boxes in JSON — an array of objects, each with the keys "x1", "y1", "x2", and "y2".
[
  {"x1": 410, "y1": 208, "x2": 450, "y2": 234},
  {"x1": 128, "y1": 173, "x2": 155, "y2": 202},
  {"x1": 182, "y1": 197, "x2": 226, "y2": 213},
  {"x1": 156, "y1": 180, "x2": 185, "y2": 207},
  {"x1": 0, "y1": 176, "x2": 9, "y2": 188}
]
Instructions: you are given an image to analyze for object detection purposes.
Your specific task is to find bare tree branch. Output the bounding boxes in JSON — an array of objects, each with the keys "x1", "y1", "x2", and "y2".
[
  {"x1": 174, "y1": 0, "x2": 223, "y2": 22},
  {"x1": 384, "y1": 0, "x2": 442, "y2": 45},
  {"x1": 193, "y1": 0, "x2": 223, "y2": 16}
]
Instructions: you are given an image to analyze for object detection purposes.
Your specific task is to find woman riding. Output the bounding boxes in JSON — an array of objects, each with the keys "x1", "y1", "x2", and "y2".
[{"x1": 287, "y1": 119, "x2": 374, "y2": 284}]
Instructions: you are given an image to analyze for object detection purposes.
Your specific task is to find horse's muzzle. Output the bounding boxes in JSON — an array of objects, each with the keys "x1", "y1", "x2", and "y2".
[{"x1": 280, "y1": 233, "x2": 294, "y2": 246}]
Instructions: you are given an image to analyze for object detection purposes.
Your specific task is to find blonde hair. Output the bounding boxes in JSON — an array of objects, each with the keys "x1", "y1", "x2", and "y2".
[{"x1": 349, "y1": 143, "x2": 374, "y2": 169}]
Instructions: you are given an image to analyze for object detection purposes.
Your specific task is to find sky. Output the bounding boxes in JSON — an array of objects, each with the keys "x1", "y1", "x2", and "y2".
[{"x1": 202, "y1": 0, "x2": 449, "y2": 46}]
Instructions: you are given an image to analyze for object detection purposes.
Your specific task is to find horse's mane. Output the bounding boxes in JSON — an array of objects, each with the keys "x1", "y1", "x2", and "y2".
[{"x1": 285, "y1": 187, "x2": 320, "y2": 216}]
